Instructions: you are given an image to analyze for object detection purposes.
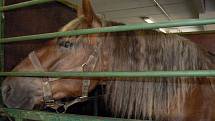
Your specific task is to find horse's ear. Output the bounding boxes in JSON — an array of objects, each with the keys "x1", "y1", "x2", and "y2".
[
  {"x1": 77, "y1": 5, "x2": 83, "y2": 17},
  {"x1": 81, "y1": 0, "x2": 101, "y2": 27},
  {"x1": 82, "y1": 0, "x2": 95, "y2": 24}
]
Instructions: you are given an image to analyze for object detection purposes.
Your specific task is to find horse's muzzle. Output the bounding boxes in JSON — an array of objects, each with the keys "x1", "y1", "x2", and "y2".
[{"x1": 1, "y1": 78, "x2": 37, "y2": 110}]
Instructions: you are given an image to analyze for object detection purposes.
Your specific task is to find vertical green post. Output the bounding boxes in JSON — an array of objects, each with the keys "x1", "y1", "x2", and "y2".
[
  {"x1": 0, "y1": 0, "x2": 4, "y2": 104},
  {"x1": 0, "y1": 1, "x2": 6, "y2": 120}
]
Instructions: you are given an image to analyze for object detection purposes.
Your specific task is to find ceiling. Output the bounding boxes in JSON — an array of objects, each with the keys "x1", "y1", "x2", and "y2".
[{"x1": 70, "y1": 0, "x2": 215, "y2": 33}]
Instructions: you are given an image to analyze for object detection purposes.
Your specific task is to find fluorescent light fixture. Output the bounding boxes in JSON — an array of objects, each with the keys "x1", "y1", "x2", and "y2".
[
  {"x1": 142, "y1": 17, "x2": 167, "y2": 33},
  {"x1": 159, "y1": 28, "x2": 167, "y2": 33},
  {"x1": 144, "y1": 18, "x2": 154, "y2": 23}
]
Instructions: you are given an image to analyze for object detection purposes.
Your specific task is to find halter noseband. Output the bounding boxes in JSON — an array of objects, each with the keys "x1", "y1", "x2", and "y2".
[{"x1": 28, "y1": 44, "x2": 100, "y2": 113}]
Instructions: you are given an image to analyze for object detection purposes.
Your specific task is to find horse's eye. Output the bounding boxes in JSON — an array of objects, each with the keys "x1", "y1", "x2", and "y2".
[
  {"x1": 57, "y1": 39, "x2": 65, "y2": 46},
  {"x1": 58, "y1": 40, "x2": 74, "y2": 49}
]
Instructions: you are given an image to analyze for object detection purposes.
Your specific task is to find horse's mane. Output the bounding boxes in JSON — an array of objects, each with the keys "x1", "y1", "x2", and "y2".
[
  {"x1": 103, "y1": 22, "x2": 215, "y2": 120},
  {"x1": 60, "y1": 19, "x2": 215, "y2": 120}
]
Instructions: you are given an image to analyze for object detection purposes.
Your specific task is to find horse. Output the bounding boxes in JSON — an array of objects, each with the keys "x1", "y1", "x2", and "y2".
[{"x1": 2, "y1": 0, "x2": 215, "y2": 120}]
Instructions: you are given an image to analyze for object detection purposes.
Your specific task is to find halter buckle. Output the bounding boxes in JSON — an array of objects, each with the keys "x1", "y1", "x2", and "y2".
[{"x1": 44, "y1": 99, "x2": 55, "y2": 107}]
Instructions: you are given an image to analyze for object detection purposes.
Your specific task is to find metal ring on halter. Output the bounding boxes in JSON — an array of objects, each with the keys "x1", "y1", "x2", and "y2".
[
  {"x1": 55, "y1": 97, "x2": 88, "y2": 113},
  {"x1": 82, "y1": 63, "x2": 91, "y2": 98}
]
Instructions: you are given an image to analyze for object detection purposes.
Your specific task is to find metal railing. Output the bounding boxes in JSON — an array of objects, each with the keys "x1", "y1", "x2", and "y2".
[
  {"x1": 1, "y1": 108, "x2": 144, "y2": 121},
  {"x1": 0, "y1": 0, "x2": 5, "y2": 120},
  {"x1": 1, "y1": 70, "x2": 215, "y2": 78},
  {"x1": 0, "y1": 0, "x2": 55, "y2": 11},
  {"x1": 1, "y1": 18, "x2": 215, "y2": 43},
  {"x1": 0, "y1": 0, "x2": 78, "y2": 11},
  {"x1": 1, "y1": 0, "x2": 215, "y2": 121}
]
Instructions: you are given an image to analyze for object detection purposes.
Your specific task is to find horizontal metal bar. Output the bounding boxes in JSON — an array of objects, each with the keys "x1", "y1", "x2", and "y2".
[
  {"x1": 0, "y1": 70, "x2": 215, "y2": 78},
  {"x1": 0, "y1": 0, "x2": 55, "y2": 11},
  {"x1": 179, "y1": 30, "x2": 215, "y2": 35},
  {"x1": 1, "y1": 18, "x2": 215, "y2": 43},
  {"x1": 1, "y1": 108, "x2": 144, "y2": 121}
]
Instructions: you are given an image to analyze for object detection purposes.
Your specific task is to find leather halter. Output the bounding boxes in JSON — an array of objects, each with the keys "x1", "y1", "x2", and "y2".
[
  {"x1": 28, "y1": 51, "x2": 55, "y2": 106},
  {"x1": 28, "y1": 41, "x2": 100, "y2": 112}
]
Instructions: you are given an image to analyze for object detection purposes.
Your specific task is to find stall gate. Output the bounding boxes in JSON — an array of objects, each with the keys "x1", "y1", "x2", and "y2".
[{"x1": 1, "y1": 0, "x2": 215, "y2": 121}]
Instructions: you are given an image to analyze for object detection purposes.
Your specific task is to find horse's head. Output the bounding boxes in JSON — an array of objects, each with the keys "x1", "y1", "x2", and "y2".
[{"x1": 2, "y1": 0, "x2": 104, "y2": 110}]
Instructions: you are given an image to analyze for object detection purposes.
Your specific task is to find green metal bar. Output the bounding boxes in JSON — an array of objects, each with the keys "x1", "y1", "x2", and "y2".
[
  {"x1": 1, "y1": 70, "x2": 215, "y2": 78},
  {"x1": 0, "y1": 0, "x2": 55, "y2": 11},
  {"x1": 0, "y1": 0, "x2": 4, "y2": 71},
  {"x1": 1, "y1": 18, "x2": 215, "y2": 43},
  {"x1": 0, "y1": 0, "x2": 8, "y2": 120},
  {"x1": 0, "y1": 0, "x2": 4, "y2": 108},
  {"x1": 179, "y1": 30, "x2": 215, "y2": 35},
  {"x1": 1, "y1": 108, "x2": 144, "y2": 121}
]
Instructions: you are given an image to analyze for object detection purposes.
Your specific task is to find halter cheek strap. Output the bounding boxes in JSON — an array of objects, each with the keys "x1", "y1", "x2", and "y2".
[
  {"x1": 82, "y1": 55, "x2": 98, "y2": 97},
  {"x1": 61, "y1": 54, "x2": 99, "y2": 113},
  {"x1": 28, "y1": 51, "x2": 55, "y2": 107}
]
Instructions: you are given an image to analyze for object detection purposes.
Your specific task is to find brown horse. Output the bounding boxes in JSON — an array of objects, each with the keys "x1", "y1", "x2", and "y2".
[{"x1": 2, "y1": 0, "x2": 215, "y2": 120}]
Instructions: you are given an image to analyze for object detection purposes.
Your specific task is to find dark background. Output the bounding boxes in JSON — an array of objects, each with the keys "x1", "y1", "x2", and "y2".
[
  {"x1": 4, "y1": 0, "x2": 76, "y2": 71},
  {"x1": 186, "y1": 33, "x2": 215, "y2": 53}
]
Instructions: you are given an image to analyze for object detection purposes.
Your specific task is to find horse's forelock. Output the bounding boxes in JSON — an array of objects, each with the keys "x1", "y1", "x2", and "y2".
[{"x1": 56, "y1": 17, "x2": 106, "y2": 48}]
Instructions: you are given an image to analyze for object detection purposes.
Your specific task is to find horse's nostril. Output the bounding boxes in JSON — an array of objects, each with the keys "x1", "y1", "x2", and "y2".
[{"x1": 2, "y1": 85, "x2": 12, "y2": 97}]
